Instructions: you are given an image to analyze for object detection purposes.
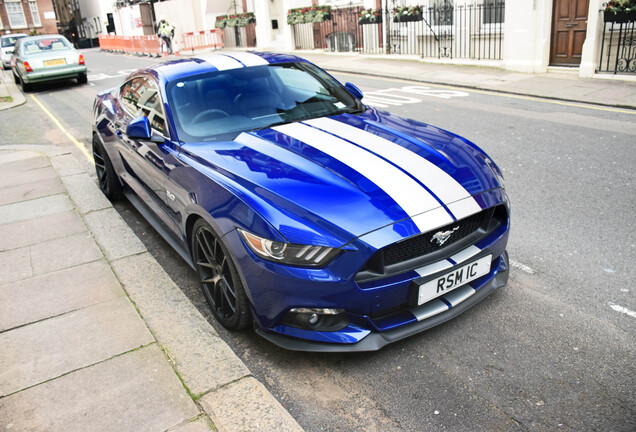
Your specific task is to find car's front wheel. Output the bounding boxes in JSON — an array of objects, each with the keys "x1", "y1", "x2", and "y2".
[
  {"x1": 191, "y1": 219, "x2": 251, "y2": 330},
  {"x1": 92, "y1": 135, "x2": 122, "y2": 201}
]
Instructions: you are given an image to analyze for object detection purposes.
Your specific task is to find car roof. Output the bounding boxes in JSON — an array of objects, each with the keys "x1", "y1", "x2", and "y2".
[
  {"x1": 150, "y1": 51, "x2": 309, "y2": 82},
  {"x1": 1, "y1": 33, "x2": 27, "y2": 39},
  {"x1": 18, "y1": 34, "x2": 69, "y2": 42}
]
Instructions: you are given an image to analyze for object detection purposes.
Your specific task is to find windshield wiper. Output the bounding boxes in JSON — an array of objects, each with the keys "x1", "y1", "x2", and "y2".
[{"x1": 339, "y1": 106, "x2": 366, "y2": 115}]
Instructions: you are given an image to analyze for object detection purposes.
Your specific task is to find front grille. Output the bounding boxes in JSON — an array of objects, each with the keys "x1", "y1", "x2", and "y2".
[
  {"x1": 383, "y1": 212, "x2": 483, "y2": 266},
  {"x1": 356, "y1": 205, "x2": 507, "y2": 283}
]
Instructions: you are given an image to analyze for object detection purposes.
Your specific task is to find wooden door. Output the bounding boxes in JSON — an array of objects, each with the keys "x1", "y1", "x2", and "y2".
[{"x1": 550, "y1": 0, "x2": 589, "y2": 66}]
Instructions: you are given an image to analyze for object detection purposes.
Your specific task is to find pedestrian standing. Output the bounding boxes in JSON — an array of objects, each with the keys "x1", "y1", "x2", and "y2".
[{"x1": 156, "y1": 16, "x2": 175, "y2": 55}]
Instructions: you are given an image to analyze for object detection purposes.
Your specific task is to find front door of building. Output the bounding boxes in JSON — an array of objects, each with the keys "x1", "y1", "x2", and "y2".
[{"x1": 550, "y1": 0, "x2": 590, "y2": 66}]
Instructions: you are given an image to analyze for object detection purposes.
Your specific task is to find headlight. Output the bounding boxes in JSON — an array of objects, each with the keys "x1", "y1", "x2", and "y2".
[{"x1": 238, "y1": 229, "x2": 340, "y2": 267}]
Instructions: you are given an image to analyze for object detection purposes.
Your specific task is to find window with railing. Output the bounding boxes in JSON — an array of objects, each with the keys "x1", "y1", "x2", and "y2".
[
  {"x1": 29, "y1": 1, "x2": 41, "y2": 27},
  {"x1": 431, "y1": 0, "x2": 453, "y2": 26},
  {"x1": 6, "y1": 0, "x2": 27, "y2": 28}
]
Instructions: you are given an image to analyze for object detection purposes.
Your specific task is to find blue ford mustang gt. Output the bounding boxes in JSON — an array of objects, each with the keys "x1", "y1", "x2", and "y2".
[{"x1": 92, "y1": 51, "x2": 510, "y2": 352}]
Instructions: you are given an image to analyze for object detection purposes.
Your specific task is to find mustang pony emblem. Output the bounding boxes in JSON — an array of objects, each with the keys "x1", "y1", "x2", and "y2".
[{"x1": 430, "y1": 226, "x2": 460, "y2": 246}]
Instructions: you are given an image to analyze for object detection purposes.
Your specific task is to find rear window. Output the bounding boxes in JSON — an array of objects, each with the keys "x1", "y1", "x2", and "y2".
[{"x1": 22, "y1": 37, "x2": 71, "y2": 54}]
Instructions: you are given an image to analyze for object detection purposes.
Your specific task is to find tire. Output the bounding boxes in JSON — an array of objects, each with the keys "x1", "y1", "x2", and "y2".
[
  {"x1": 13, "y1": 72, "x2": 19, "y2": 84},
  {"x1": 191, "y1": 219, "x2": 251, "y2": 330},
  {"x1": 21, "y1": 76, "x2": 32, "y2": 92},
  {"x1": 77, "y1": 72, "x2": 87, "y2": 84},
  {"x1": 92, "y1": 135, "x2": 122, "y2": 201}
]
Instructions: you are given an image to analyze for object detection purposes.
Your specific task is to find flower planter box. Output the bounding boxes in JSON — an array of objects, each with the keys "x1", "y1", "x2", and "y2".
[
  {"x1": 359, "y1": 17, "x2": 382, "y2": 25},
  {"x1": 604, "y1": 10, "x2": 636, "y2": 23},
  {"x1": 287, "y1": 7, "x2": 331, "y2": 25},
  {"x1": 216, "y1": 13, "x2": 255, "y2": 28},
  {"x1": 393, "y1": 14, "x2": 423, "y2": 23}
]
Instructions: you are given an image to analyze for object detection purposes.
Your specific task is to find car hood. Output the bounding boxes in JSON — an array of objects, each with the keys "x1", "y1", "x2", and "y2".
[{"x1": 181, "y1": 109, "x2": 502, "y2": 247}]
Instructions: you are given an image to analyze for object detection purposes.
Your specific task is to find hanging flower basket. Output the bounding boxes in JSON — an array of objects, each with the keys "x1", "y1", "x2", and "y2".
[
  {"x1": 393, "y1": 6, "x2": 424, "y2": 23},
  {"x1": 359, "y1": 9, "x2": 382, "y2": 25},
  {"x1": 215, "y1": 16, "x2": 226, "y2": 29},
  {"x1": 287, "y1": 6, "x2": 332, "y2": 25},
  {"x1": 604, "y1": 0, "x2": 636, "y2": 22},
  {"x1": 216, "y1": 12, "x2": 255, "y2": 28}
]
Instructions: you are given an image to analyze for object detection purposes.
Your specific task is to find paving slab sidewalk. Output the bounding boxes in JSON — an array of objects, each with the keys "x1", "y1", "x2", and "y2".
[{"x1": 0, "y1": 145, "x2": 302, "y2": 432}]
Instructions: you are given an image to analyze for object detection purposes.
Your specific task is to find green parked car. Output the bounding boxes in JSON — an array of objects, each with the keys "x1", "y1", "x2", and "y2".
[{"x1": 10, "y1": 35, "x2": 87, "y2": 92}]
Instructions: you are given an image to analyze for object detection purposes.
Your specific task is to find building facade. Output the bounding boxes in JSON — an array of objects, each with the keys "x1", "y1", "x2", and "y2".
[
  {"x1": 79, "y1": 0, "x2": 633, "y2": 79},
  {"x1": 0, "y1": 0, "x2": 58, "y2": 35}
]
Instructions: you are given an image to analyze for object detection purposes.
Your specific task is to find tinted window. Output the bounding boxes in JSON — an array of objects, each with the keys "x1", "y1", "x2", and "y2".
[
  {"x1": 166, "y1": 62, "x2": 364, "y2": 143},
  {"x1": 120, "y1": 76, "x2": 167, "y2": 136}
]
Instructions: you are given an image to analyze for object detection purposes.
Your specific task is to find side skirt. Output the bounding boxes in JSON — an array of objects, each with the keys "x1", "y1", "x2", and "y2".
[{"x1": 122, "y1": 188, "x2": 195, "y2": 270}]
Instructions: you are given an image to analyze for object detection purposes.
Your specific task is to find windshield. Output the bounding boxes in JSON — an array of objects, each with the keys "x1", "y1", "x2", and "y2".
[{"x1": 166, "y1": 62, "x2": 365, "y2": 142}]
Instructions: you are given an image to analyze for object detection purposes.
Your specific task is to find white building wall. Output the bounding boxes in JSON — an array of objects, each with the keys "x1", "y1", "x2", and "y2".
[
  {"x1": 114, "y1": 4, "x2": 145, "y2": 37},
  {"x1": 78, "y1": 0, "x2": 114, "y2": 39},
  {"x1": 503, "y1": 0, "x2": 552, "y2": 73}
]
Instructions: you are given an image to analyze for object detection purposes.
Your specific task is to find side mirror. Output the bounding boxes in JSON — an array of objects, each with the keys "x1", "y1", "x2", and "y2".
[
  {"x1": 344, "y1": 82, "x2": 363, "y2": 100},
  {"x1": 126, "y1": 116, "x2": 152, "y2": 140}
]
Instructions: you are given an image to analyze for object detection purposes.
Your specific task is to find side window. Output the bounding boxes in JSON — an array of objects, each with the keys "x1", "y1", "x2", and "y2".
[
  {"x1": 120, "y1": 78, "x2": 143, "y2": 117},
  {"x1": 120, "y1": 76, "x2": 167, "y2": 136}
]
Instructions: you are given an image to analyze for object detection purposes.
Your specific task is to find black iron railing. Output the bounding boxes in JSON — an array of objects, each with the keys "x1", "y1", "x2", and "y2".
[
  {"x1": 598, "y1": 10, "x2": 636, "y2": 74},
  {"x1": 290, "y1": 2, "x2": 504, "y2": 61}
]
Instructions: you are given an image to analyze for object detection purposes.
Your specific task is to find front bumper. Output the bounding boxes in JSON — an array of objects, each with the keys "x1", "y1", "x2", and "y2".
[{"x1": 256, "y1": 251, "x2": 509, "y2": 352}]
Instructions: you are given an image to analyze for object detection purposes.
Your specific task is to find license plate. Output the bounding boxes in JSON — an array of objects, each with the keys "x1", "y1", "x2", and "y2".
[
  {"x1": 44, "y1": 58, "x2": 66, "y2": 66},
  {"x1": 417, "y1": 255, "x2": 492, "y2": 305}
]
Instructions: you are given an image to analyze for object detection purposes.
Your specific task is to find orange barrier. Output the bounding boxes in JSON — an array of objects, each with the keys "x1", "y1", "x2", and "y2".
[
  {"x1": 99, "y1": 34, "x2": 162, "y2": 57},
  {"x1": 180, "y1": 29, "x2": 225, "y2": 53},
  {"x1": 99, "y1": 30, "x2": 223, "y2": 56}
]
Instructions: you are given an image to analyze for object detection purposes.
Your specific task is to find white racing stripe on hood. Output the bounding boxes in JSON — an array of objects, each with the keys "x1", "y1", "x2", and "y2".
[
  {"x1": 304, "y1": 118, "x2": 482, "y2": 220},
  {"x1": 223, "y1": 51, "x2": 269, "y2": 67},
  {"x1": 195, "y1": 53, "x2": 244, "y2": 71},
  {"x1": 273, "y1": 123, "x2": 452, "y2": 233}
]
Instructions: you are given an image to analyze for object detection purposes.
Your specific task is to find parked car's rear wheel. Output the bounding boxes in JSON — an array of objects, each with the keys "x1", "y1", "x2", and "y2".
[
  {"x1": 192, "y1": 219, "x2": 251, "y2": 330},
  {"x1": 13, "y1": 72, "x2": 19, "y2": 84},
  {"x1": 92, "y1": 135, "x2": 122, "y2": 201},
  {"x1": 20, "y1": 76, "x2": 32, "y2": 92},
  {"x1": 77, "y1": 72, "x2": 87, "y2": 84}
]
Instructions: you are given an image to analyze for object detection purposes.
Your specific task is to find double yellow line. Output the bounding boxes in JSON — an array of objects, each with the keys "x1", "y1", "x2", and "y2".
[{"x1": 30, "y1": 94, "x2": 94, "y2": 164}]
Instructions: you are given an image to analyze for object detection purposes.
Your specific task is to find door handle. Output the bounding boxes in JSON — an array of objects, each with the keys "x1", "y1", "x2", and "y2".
[{"x1": 565, "y1": 23, "x2": 578, "y2": 27}]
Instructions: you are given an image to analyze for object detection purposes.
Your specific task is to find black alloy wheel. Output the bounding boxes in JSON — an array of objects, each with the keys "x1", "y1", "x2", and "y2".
[
  {"x1": 192, "y1": 219, "x2": 251, "y2": 330},
  {"x1": 92, "y1": 135, "x2": 122, "y2": 201}
]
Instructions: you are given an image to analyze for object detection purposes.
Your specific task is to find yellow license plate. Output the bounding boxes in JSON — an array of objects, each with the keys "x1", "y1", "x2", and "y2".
[{"x1": 44, "y1": 59, "x2": 66, "y2": 66}]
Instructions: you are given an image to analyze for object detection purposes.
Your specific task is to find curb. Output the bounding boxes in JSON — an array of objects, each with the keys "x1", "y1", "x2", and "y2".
[
  {"x1": 1, "y1": 144, "x2": 303, "y2": 432},
  {"x1": 0, "y1": 69, "x2": 26, "y2": 111}
]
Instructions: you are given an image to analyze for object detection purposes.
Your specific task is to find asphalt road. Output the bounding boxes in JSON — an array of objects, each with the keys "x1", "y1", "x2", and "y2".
[{"x1": 2, "y1": 48, "x2": 634, "y2": 431}]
